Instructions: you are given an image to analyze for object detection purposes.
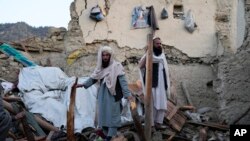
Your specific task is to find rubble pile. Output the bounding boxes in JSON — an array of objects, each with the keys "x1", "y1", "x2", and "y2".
[{"x1": 0, "y1": 42, "x2": 230, "y2": 140}]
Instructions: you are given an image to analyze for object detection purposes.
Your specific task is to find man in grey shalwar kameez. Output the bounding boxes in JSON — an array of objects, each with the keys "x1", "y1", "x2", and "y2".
[
  {"x1": 77, "y1": 46, "x2": 133, "y2": 141},
  {"x1": 139, "y1": 37, "x2": 170, "y2": 130}
]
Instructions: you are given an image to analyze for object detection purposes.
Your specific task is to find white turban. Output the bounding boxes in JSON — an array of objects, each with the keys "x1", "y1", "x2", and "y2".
[
  {"x1": 96, "y1": 46, "x2": 114, "y2": 70},
  {"x1": 91, "y1": 46, "x2": 125, "y2": 95}
]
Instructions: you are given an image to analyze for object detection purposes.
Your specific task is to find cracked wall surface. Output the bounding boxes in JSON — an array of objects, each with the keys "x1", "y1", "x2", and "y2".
[
  {"x1": 214, "y1": 0, "x2": 250, "y2": 124},
  {"x1": 215, "y1": 47, "x2": 250, "y2": 124},
  {"x1": 216, "y1": 0, "x2": 246, "y2": 55},
  {"x1": 70, "y1": 0, "x2": 250, "y2": 119},
  {"x1": 66, "y1": 0, "x2": 228, "y2": 111},
  {"x1": 75, "y1": 0, "x2": 220, "y2": 57}
]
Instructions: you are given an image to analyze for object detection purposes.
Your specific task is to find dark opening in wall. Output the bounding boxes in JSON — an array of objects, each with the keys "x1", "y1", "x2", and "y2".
[{"x1": 173, "y1": 4, "x2": 184, "y2": 19}]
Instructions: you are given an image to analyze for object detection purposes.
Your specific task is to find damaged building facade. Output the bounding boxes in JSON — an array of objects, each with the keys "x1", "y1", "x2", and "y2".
[
  {"x1": 67, "y1": 0, "x2": 249, "y2": 124},
  {"x1": 0, "y1": 0, "x2": 250, "y2": 138}
]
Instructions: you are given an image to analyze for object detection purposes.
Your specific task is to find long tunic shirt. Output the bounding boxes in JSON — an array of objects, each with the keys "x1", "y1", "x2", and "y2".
[
  {"x1": 84, "y1": 75, "x2": 131, "y2": 128},
  {"x1": 139, "y1": 53, "x2": 169, "y2": 111},
  {"x1": 152, "y1": 61, "x2": 167, "y2": 111}
]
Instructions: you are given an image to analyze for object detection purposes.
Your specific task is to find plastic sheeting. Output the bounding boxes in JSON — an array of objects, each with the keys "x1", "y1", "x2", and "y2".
[
  {"x1": 1, "y1": 81, "x2": 14, "y2": 95},
  {"x1": 0, "y1": 43, "x2": 37, "y2": 67},
  {"x1": 18, "y1": 66, "x2": 97, "y2": 133},
  {"x1": 184, "y1": 9, "x2": 196, "y2": 33},
  {"x1": 18, "y1": 66, "x2": 133, "y2": 133}
]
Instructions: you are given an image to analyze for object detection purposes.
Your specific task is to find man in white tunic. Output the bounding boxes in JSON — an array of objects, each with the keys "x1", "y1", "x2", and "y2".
[
  {"x1": 77, "y1": 46, "x2": 133, "y2": 141},
  {"x1": 139, "y1": 37, "x2": 170, "y2": 130}
]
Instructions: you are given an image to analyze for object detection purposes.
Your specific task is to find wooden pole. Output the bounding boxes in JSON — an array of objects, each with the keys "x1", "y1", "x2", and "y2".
[
  {"x1": 144, "y1": 33, "x2": 153, "y2": 140},
  {"x1": 67, "y1": 78, "x2": 78, "y2": 141},
  {"x1": 181, "y1": 81, "x2": 193, "y2": 106},
  {"x1": 17, "y1": 107, "x2": 35, "y2": 141},
  {"x1": 130, "y1": 101, "x2": 146, "y2": 141}
]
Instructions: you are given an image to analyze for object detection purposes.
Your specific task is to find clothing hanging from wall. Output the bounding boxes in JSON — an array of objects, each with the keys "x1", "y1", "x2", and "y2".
[{"x1": 131, "y1": 6, "x2": 150, "y2": 29}]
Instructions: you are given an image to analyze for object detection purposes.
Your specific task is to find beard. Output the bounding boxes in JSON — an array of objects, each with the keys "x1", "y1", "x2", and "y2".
[
  {"x1": 102, "y1": 60, "x2": 110, "y2": 68},
  {"x1": 153, "y1": 47, "x2": 162, "y2": 56}
]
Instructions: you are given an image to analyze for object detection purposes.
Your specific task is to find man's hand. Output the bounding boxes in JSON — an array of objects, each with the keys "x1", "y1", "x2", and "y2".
[
  {"x1": 127, "y1": 95, "x2": 135, "y2": 103},
  {"x1": 15, "y1": 111, "x2": 26, "y2": 120},
  {"x1": 127, "y1": 96, "x2": 136, "y2": 110}
]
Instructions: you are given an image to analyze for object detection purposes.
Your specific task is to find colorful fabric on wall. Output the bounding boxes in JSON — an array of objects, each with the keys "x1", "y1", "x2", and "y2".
[{"x1": 131, "y1": 6, "x2": 150, "y2": 29}]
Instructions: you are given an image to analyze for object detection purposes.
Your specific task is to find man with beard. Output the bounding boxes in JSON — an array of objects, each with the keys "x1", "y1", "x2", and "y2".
[
  {"x1": 77, "y1": 46, "x2": 134, "y2": 141},
  {"x1": 139, "y1": 37, "x2": 170, "y2": 130}
]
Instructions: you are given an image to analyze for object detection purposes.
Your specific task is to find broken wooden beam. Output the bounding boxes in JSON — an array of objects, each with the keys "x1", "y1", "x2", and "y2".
[
  {"x1": 179, "y1": 105, "x2": 196, "y2": 111},
  {"x1": 166, "y1": 100, "x2": 178, "y2": 120},
  {"x1": 199, "y1": 127, "x2": 208, "y2": 141},
  {"x1": 166, "y1": 132, "x2": 176, "y2": 141},
  {"x1": 9, "y1": 42, "x2": 63, "y2": 53},
  {"x1": 181, "y1": 81, "x2": 193, "y2": 106},
  {"x1": 3, "y1": 96, "x2": 22, "y2": 102},
  {"x1": 163, "y1": 131, "x2": 191, "y2": 141},
  {"x1": 123, "y1": 131, "x2": 140, "y2": 141},
  {"x1": 119, "y1": 121, "x2": 137, "y2": 132},
  {"x1": 34, "y1": 115, "x2": 59, "y2": 132},
  {"x1": 20, "y1": 42, "x2": 28, "y2": 53},
  {"x1": 45, "y1": 131, "x2": 55, "y2": 141},
  {"x1": 187, "y1": 121, "x2": 229, "y2": 131},
  {"x1": 19, "y1": 110, "x2": 35, "y2": 141},
  {"x1": 170, "y1": 78, "x2": 178, "y2": 104},
  {"x1": 168, "y1": 111, "x2": 187, "y2": 132},
  {"x1": 165, "y1": 101, "x2": 187, "y2": 132},
  {"x1": 130, "y1": 101, "x2": 146, "y2": 141},
  {"x1": 166, "y1": 135, "x2": 191, "y2": 141}
]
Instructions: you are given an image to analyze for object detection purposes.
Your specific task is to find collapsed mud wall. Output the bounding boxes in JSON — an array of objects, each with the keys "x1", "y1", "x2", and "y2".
[
  {"x1": 76, "y1": 0, "x2": 219, "y2": 57},
  {"x1": 214, "y1": 0, "x2": 250, "y2": 124},
  {"x1": 70, "y1": 0, "x2": 223, "y2": 111},
  {"x1": 62, "y1": 0, "x2": 250, "y2": 123}
]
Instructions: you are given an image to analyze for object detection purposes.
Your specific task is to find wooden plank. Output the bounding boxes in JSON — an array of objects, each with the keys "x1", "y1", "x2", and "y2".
[
  {"x1": 199, "y1": 127, "x2": 208, "y2": 141},
  {"x1": 9, "y1": 42, "x2": 63, "y2": 53},
  {"x1": 166, "y1": 132, "x2": 176, "y2": 141},
  {"x1": 67, "y1": 78, "x2": 78, "y2": 141},
  {"x1": 163, "y1": 130, "x2": 191, "y2": 141},
  {"x1": 169, "y1": 111, "x2": 186, "y2": 131},
  {"x1": 179, "y1": 105, "x2": 196, "y2": 111},
  {"x1": 166, "y1": 101, "x2": 178, "y2": 120},
  {"x1": 130, "y1": 101, "x2": 146, "y2": 141},
  {"x1": 45, "y1": 131, "x2": 55, "y2": 141},
  {"x1": 181, "y1": 82, "x2": 193, "y2": 106},
  {"x1": 21, "y1": 114, "x2": 35, "y2": 141},
  {"x1": 144, "y1": 33, "x2": 153, "y2": 141},
  {"x1": 187, "y1": 121, "x2": 229, "y2": 131}
]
